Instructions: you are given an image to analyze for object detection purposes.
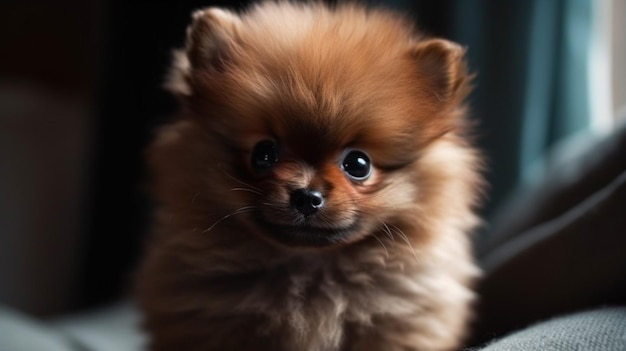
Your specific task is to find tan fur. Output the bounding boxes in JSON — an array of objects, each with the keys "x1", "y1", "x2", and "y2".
[{"x1": 136, "y1": 3, "x2": 484, "y2": 351}]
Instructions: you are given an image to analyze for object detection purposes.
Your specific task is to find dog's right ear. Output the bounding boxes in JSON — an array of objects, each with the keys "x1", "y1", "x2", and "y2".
[
  {"x1": 165, "y1": 8, "x2": 242, "y2": 96},
  {"x1": 186, "y1": 8, "x2": 242, "y2": 71}
]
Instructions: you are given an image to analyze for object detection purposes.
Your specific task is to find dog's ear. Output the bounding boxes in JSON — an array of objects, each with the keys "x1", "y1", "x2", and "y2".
[
  {"x1": 411, "y1": 39, "x2": 469, "y2": 104},
  {"x1": 186, "y1": 8, "x2": 242, "y2": 71},
  {"x1": 165, "y1": 8, "x2": 242, "y2": 96}
]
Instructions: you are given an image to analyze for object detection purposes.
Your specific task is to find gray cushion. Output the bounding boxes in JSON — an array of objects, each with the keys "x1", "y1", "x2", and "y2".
[
  {"x1": 0, "y1": 306, "x2": 77, "y2": 351},
  {"x1": 0, "y1": 303, "x2": 144, "y2": 351},
  {"x1": 475, "y1": 307, "x2": 626, "y2": 351}
]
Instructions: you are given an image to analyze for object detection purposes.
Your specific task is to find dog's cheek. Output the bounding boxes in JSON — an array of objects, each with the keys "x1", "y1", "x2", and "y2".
[
  {"x1": 319, "y1": 184, "x2": 357, "y2": 225},
  {"x1": 372, "y1": 174, "x2": 419, "y2": 218}
]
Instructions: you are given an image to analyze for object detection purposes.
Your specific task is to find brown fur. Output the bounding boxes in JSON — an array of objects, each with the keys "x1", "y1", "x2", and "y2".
[{"x1": 136, "y1": 3, "x2": 484, "y2": 351}]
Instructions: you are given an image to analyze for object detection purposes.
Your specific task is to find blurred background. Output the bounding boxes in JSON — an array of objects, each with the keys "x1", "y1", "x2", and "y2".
[{"x1": 0, "y1": 0, "x2": 624, "y2": 325}]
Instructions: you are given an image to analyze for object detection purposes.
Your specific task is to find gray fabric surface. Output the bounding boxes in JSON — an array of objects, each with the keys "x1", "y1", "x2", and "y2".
[
  {"x1": 2, "y1": 304, "x2": 625, "y2": 350},
  {"x1": 52, "y1": 302, "x2": 145, "y2": 351},
  {"x1": 476, "y1": 307, "x2": 626, "y2": 351},
  {"x1": 0, "y1": 306, "x2": 77, "y2": 351},
  {"x1": 0, "y1": 303, "x2": 145, "y2": 351}
]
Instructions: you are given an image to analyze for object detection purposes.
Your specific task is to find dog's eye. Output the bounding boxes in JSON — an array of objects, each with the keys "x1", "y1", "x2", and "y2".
[
  {"x1": 251, "y1": 140, "x2": 279, "y2": 169},
  {"x1": 341, "y1": 149, "x2": 372, "y2": 181}
]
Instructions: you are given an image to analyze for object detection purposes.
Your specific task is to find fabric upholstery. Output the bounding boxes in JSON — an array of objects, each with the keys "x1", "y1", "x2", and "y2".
[{"x1": 475, "y1": 307, "x2": 626, "y2": 351}]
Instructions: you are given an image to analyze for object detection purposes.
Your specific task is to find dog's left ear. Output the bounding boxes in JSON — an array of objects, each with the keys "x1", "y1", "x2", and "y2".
[{"x1": 411, "y1": 39, "x2": 468, "y2": 104}]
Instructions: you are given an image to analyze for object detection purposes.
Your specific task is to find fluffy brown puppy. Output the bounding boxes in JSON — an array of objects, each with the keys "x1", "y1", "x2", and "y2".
[{"x1": 136, "y1": 2, "x2": 483, "y2": 351}]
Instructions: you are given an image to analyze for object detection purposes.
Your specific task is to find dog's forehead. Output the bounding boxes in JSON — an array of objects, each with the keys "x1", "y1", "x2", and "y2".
[
  {"x1": 219, "y1": 18, "x2": 430, "y2": 164},
  {"x1": 272, "y1": 107, "x2": 355, "y2": 163},
  {"x1": 231, "y1": 6, "x2": 417, "y2": 111}
]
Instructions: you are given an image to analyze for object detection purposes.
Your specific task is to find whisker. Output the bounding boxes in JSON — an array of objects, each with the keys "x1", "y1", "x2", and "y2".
[
  {"x1": 230, "y1": 187, "x2": 264, "y2": 196},
  {"x1": 218, "y1": 163, "x2": 263, "y2": 192},
  {"x1": 379, "y1": 221, "x2": 395, "y2": 242},
  {"x1": 371, "y1": 232, "x2": 389, "y2": 257},
  {"x1": 260, "y1": 202, "x2": 284, "y2": 209},
  {"x1": 388, "y1": 223, "x2": 418, "y2": 261},
  {"x1": 202, "y1": 206, "x2": 257, "y2": 233}
]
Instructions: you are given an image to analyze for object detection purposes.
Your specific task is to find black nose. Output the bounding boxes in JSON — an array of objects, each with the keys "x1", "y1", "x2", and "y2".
[{"x1": 291, "y1": 188, "x2": 325, "y2": 216}]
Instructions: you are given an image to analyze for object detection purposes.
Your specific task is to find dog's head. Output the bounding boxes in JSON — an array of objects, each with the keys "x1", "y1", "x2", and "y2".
[{"x1": 155, "y1": 4, "x2": 473, "y2": 249}]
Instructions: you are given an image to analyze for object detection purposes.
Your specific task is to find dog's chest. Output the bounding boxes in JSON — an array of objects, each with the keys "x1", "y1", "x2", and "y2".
[{"x1": 226, "y1": 255, "x2": 417, "y2": 351}]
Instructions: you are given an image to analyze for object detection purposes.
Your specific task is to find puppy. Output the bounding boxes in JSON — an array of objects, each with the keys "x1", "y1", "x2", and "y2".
[{"x1": 136, "y1": 2, "x2": 483, "y2": 351}]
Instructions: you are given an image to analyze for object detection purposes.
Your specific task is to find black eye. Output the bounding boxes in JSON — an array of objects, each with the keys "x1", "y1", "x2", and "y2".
[
  {"x1": 341, "y1": 149, "x2": 372, "y2": 181},
  {"x1": 251, "y1": 140, "x2": 279, "y2": 169}
]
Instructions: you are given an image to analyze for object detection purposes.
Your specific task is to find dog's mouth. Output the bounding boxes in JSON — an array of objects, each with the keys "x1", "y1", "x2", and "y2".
[{"x1": 254, "y1": 216, "x2": 360, "y2": 248}]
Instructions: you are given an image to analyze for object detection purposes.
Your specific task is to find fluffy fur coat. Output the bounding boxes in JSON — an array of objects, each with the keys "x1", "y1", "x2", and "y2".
[{"x1": 136, "y1": 3, "x2": 483, "y2": 351}]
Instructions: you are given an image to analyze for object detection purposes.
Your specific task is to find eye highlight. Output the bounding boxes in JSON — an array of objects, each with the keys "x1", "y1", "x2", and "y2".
[
  {"x1": 341, "y1": 149, "x2": 372, "y2": 181},
  {"x1": 251, "y1": 140, "x2": 279, "y2": 169}
]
